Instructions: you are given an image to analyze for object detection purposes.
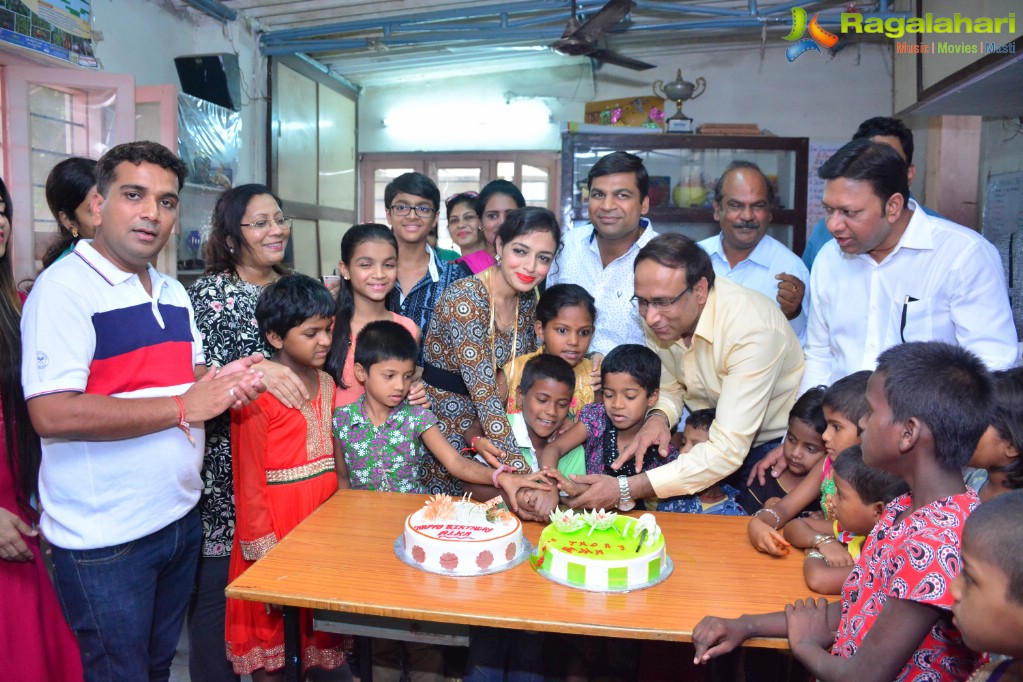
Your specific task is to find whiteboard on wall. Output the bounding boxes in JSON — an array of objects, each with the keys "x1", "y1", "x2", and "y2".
[{"x1": 983, "y1": 172, "x2": 1023, "y2": 243}]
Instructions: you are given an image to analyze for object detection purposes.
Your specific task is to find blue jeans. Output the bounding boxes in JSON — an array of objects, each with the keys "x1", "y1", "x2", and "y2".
[{"x1": 52, "y1": 508, "x2": 201, "y2": 682}]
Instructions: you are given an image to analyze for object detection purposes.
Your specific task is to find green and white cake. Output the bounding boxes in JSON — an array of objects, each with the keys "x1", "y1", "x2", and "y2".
[{"x1": 533, "y1": 509, "x2": 669, "y2": 591}]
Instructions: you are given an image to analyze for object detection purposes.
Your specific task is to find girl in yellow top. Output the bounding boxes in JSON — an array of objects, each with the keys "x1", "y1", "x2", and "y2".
[{"x1": 502, "y1": 283, "x2": 598, "y2": 419}]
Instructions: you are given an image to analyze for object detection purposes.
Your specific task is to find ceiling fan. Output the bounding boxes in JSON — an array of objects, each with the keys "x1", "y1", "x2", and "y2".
[{"x1": 552, "y1": 0, "x2": 655, "y2": 71}]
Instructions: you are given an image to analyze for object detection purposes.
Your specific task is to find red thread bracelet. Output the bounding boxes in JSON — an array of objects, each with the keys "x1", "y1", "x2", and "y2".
[
  {"x1": 491, "y1": 464, "x2": 512, "y2": 488},
  {"x1": 469, "y1": 435, "x2": 483, "y2": 450},
  {"x1": 173, "y1": 396, "x2": 195, "y2": 447}
]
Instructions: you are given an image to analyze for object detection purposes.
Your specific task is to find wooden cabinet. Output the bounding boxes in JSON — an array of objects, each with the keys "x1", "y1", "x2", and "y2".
[{"x1": 560, "y1": 131, "x2": 810, "y2": 254}]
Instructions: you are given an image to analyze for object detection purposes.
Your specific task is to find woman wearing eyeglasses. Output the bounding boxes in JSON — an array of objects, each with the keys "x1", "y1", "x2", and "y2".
[
  {"x1": 185, "y1": 184, "x2": 310, "y2": 682},
  {"x1": 445, "y1": 191, "x2": 494, "y2": 275}
]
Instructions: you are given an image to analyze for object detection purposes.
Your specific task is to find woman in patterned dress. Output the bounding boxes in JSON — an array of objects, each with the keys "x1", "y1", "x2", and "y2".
[
  {"x1": 421, "y1": 207, "x2": 561, "y2": 501},
  {"x1": 186, "y1": 184, "x2": 308, "y2": 682}
]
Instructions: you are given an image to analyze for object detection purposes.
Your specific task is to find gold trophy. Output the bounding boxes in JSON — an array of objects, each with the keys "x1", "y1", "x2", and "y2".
[{"x1": 652, "y1": 69, "x2": 706, "y2": 133}]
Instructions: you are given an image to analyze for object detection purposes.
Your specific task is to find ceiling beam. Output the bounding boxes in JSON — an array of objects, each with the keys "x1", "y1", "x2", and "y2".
[
  {"x1": 180, "y1": 0, "x2": 237, "y2": 22},
  {"x1": 258, "y1": 1, "x2": 910, "y2": 57}
]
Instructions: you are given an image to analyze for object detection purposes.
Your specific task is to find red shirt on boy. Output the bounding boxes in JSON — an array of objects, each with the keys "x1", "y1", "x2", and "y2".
[{"x1": 833, "y1": 490, "x2": 980, "y2": 681}]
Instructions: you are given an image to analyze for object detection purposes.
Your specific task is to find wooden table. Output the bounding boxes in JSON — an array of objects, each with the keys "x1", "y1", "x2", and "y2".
[{"x1": 227, "y1": 489, "x2": 821, "y2": 680}]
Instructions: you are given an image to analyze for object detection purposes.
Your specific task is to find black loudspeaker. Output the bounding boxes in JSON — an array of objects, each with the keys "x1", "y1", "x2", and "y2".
[{"x1": 174, "y1": 53, "x2": 241, "y2": 111}]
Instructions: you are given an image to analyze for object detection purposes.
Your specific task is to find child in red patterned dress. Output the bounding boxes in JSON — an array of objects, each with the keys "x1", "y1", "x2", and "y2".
[{"x1": 225, "y1": 274, "x2": 349, "y2": 680}]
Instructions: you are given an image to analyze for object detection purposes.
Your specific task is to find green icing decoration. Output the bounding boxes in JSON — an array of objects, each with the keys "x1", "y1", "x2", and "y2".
[
  {"x1": 567, "y1": 562, "x2": 586, "y2": 585},
  {"x1": 608, "y1": 566, "x2": 628, "y2": 588},
  {"x1": 647, "y1": 557, "x2": 661, "y2": 582}
]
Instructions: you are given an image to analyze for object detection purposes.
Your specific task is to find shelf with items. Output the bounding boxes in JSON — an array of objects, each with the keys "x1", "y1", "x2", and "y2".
[{"x1": 561, "y1": 131, "x2": 809, "y2": 254}]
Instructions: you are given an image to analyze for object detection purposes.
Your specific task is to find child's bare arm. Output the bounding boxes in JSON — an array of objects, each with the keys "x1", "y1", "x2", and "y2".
[
  {"x1": 420, "y1": 426, "x2": 551, "y2": 506},
  {"x1": 769, "y1": 457, "x2": 826, "y2": 525},
  {"x1": 749, "y1": 458, "x2": 827, "y2": 555},
  {"x1": 543, "y1": 467, "x2": 589, "y2": 498},
  {"x1": 538, "y1": 420, "x2": 589, "y2": 471},
  {"x1": 802, "y1": 554, "x2": 854, "y2": 595},
  {"x1": 787, "y1": 597, "x2": 939, "y2": 682},
  {"x1": 693, "y1": 610, "x2": 790, "y2": 664},
  {"x1": 783, "y1": 517, "x2": 835, "y2": 549},
  {"x1": 461, "y1": 420, "x2": 507, "y2": 469},
  {"x1": 333, "y1": 438, "x2": 351, "y2": 490},
  {"x1": 748, "y1": 517, "x2": 792, "y2": 556},
  {"x1": 588, "y1": 352, "x2": 603, "y2": 393},
  {"x1": 463, "y1": 419, "x2": 484, "y2": 444}
]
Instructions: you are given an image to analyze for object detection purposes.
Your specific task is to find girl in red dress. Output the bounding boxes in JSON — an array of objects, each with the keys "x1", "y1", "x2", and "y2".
[{"x1": 226, "y1": 275, "x2": 350, "y2": 679}]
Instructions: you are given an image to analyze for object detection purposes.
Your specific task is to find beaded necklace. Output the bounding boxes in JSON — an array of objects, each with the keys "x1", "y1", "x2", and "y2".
[{"x1": 602, "y1": 416, "x2": 641, "y2": 477}]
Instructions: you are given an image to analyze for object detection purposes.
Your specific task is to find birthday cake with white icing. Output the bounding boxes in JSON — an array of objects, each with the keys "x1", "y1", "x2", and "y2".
[
  {"x1": 401, "y1": 494, "x2": 524, "y2": 575},
  {"x1": 533, "y1": 509, "x2": 669, "y2": 591}
]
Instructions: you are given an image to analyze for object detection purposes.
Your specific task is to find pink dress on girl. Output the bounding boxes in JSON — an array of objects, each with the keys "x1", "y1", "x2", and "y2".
[
  {"x1": 333, "y1": 312, "x2": 420, "y2": 408},
  {"x1": 456, "y1": 250, "x2": 497, "y2": 275}
]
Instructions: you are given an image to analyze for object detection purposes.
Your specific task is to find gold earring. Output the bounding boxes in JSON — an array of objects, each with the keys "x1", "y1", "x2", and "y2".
[{"x1": 71, "y1": 226, "x2": 79, "y2": 239}]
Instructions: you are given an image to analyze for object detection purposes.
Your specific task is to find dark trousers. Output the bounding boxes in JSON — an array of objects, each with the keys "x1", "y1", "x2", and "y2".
[{"x1": 187, "y1": 554, "x2": 239, "y2": 682}]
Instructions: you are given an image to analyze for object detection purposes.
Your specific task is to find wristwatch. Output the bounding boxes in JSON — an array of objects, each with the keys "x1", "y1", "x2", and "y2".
[{"x1": 617, "y1": 475, "x2": 635, "y2": 511}]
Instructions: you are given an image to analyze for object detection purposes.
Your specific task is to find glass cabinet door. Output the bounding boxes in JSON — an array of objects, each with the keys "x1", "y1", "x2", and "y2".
[{"x1": 561, "y1": 132, "x2": 809, "y2": 253}]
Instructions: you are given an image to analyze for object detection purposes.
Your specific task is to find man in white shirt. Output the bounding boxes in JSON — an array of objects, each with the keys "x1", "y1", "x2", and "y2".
[
  {"x1": 699, "y1": 160, "x2": 810, "y2": 344},
  {"x1": 802, "y1": 138, "x2": 1017, "y2": 391},
  {"x1": 547, "y1": 151, "x2": 658, "y2": 355},
  {"x1": 21, "y1": 141, "x2": 264, "y2": 681}
]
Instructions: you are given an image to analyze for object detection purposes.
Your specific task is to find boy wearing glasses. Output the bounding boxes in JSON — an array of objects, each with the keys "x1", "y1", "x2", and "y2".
[
  {"x1": 384, "y1": 172, "x2": 469, "y2": 363},
  {"x1": 565, "y1": 233, "x2": 805, "y2": 516}
]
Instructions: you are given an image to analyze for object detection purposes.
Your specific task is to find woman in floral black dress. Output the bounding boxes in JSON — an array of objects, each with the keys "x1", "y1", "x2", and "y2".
[{"x1": 185, "y1": 184, "x2": 307, "y2": 682}]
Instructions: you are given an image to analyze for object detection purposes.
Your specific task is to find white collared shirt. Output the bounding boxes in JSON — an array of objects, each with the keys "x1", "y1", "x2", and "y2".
[
  {"x1": 802, "y1": 200, "x2": 1018, "y2": 391},
  {"x1": 398, "y1": 244, "x2": 442, "y2": 306},
  {"x1": 546, "y1": 217, "x2": 658, "y2": 356},
  {"x1": 510, "y1": 412, "x2": 540, "y2": 472},
  {"x1": 699, "y1": 233, "x2": 810, "y2": 345}
]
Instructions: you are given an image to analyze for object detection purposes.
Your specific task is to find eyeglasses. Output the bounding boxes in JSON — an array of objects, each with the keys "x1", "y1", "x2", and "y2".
[
  {"x1": 240, "y1": 217, "x2": 293, "y2": 231},
  {"x1": 630, "y1": 286, "x2": 693, "y2": 313},
  {"x1": 389, "y1": 203, "x2": 437, "y2": 218}
]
